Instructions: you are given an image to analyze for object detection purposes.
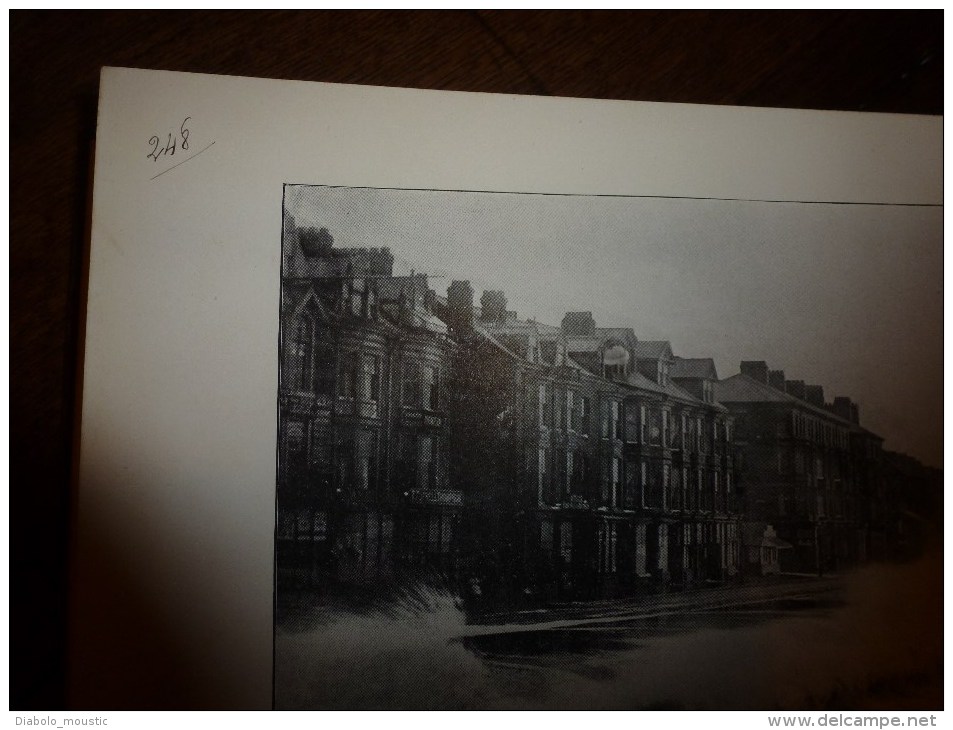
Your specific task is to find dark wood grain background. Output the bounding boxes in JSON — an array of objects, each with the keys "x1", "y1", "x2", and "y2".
[{"x1": 10, "y1": 10, "x2": 942, "y2": 709}]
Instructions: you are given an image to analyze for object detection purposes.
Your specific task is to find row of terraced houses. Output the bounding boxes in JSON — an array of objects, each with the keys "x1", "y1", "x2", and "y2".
[{"x1": 276, "y1": 218, "x2": 903, "y2": 602}]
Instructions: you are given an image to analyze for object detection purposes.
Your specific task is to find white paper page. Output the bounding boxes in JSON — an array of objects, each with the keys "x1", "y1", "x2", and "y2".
[{"x1": 72, "y1": 67, "x2": 941, "y2": 708}]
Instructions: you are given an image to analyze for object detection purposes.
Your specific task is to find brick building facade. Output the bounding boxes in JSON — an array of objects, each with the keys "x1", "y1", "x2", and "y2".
[
  {"x1": 715, "y1": 361, "x2": 886, "y2": 574},
  {"x1": 277, "y1": 218, "x2": 905, "y2": 599},
  {"x1": 277, "y1": 217, "x2": 460, "y2": 587}
]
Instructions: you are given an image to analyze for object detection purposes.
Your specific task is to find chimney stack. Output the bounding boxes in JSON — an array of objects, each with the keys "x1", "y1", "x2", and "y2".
[
  {"x1": 480, "y1": 290, "x2": 507, "y2": 323},
  {"x1": 447, "y1": 280, "x2": 474, "y2": 333},
  {"x1": 785, "y1": 379, "x2": 806, "y2": 400},
  {"x1": 369, "y1": 247, "x2": 394, "y2": 276},
  {"x1": 299, "y1": 226, "x2": 334, "y2": 257},
  {"x1": 740, "y1": 361, "x2": 769, "y2": 383},
  {"x1": 805, "y1": 385, "x2": 825, "y2": 407},
  {"x1": 832, "y1": 396, "x2": 854, "y2": 422},
  {"x1": 768, "y1": 369, "x2": 786, "y2": 390},
  {"x1": 561, "y1": 311, "x2": 597, "y2": 336}
]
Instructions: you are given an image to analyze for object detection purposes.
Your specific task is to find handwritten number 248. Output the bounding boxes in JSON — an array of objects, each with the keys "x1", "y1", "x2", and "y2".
[{"x1": 147, "y1": 118, "x2": 191, "y2": 162}]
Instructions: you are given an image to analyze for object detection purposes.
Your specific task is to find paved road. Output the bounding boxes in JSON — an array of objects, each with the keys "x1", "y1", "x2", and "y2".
[{"x1": 467, "y1": 573, "x2": 844, "y2": 634}]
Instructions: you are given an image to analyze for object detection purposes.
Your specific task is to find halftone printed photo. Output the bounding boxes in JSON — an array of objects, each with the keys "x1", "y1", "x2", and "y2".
[{"x1": 273, "y1": 183, "x2": 941, "y2": 710}]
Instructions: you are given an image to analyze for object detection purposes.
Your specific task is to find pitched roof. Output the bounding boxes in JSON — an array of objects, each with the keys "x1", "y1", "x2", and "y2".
[
  {"x1": 596, "y1": 326, "x2": 638, "y2": 343},
  {"x1": 672, "y1": 357, "x2": 718, "y2": 380},
  {"x1": 566, "y1": 336, "x2": 601, "y2": 353},
  {"x1": 633, "y1": 340, "x2": 673, "y2": 360},
  {"x1": 715, "y1": 373, "x2": 856, "y2": 427}
]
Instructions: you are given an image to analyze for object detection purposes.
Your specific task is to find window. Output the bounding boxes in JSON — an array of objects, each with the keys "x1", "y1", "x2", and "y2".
[
  {"x1": 624, "y1": 462, "x2": 638, "y2": 509},
  {"x1": 625, "y1": 404, "x2": 639, "y2": 443},
  {"x1": 309, "y1": 425, "x2": 333, "y2": 472},
  {"x1": 288, "y1": 314, "x2": 315, "y2": 391},
  {"x1": 355, "y1": 429, "x2": 378, "y2": 491},
  {"x1": 641, "y1": 461, "x2": 648, "y2": 504},
  {"x1": 580, "y1": 396, "x2": 591, "y2": 434},
  {"x1": 397, "y1": 432, "x2": 417, "y2": 489},
  {"x1": 338, "y1": 352, "x2": 358, "y2": 398},
  {"x1": 540, "y1": 520, "x2": 554, "y2": 552},
  {"x1": 681, "y1": 413, "x2": 688, "y2": 448},
  {"x1": 538, "y1": 447, "x2": 549, "y2": 504},
  {"x1": 286, "y1": 420, "x2": 306, "y2": 474},
  {"x1": 559, "y1": 523, "x2": 573, "y2": 563},
  {"x1": 554, "y1": 388, "x2": 563, "y2": 430},
  {"x1": 423, "y1": 365, "x2": 439, "y2": 410},
  {"x1": 419, "y1": 435, "x2": 438, "y2": 490},
  {"x1": 367, "y1": 355, "x2": 380, "y2": 402},
  {"x1": 403, "y1": 362, "x2": 422, "y2": 406},
  {"x1": 598, "y1": 522, "x2": 618, "y2": 574},
  {"x1": 611, "y1": 402, "x2": 622, "y2": 440},
  {"x1": 538, "y1": 384, "x2": 548, "y2": 427},
  {"x1": 640, "y1": 405, "x2": 647, "y2": 443},
  {"x1": 612, "y1": 457, "x2": 621, "y2": 508},
  {"x1": 565, "y1": 450, "x2": 574, "y2": 496},
  {"x1": 315, "y1": 346, "x2": 334, "y2": 396},
  {"x1": 650, "y1": 409, "x2": 661, "y2": 445},
  {"x1": 337, "y1": 433, "x2": 355, "y2": 491},
  {"x1": 555, "y1": 448, "x2": 567, "y2": 500},
  {"x1": 349, "y1": 280, "x2": 364, "y2": 316},
  {"x1": 572, "y1": 451, "x2": 588, "y2": 494},
  {"x1": 662, "y1": 463, "x2": 671, "y2": 509},
  {"x1": 662, "y1": 410, "x2": 670, "y2": 446},
  {"x1": 566, "y1": 390, "x2": 576, "y2": 431}
]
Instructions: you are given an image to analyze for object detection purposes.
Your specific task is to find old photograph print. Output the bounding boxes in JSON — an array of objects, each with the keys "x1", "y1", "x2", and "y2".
[{"x1": 274, "y1": 184, "x2": 942, "y2": 710}]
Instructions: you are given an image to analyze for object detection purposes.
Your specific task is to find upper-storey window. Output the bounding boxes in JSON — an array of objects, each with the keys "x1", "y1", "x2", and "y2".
[
  {"x1": 538, "y1": 384, "x2": 549, "y2": 427},
  {"x1": 625, "y1": 404, "x2": 639, "y2": 443},
  {"x1": 338, "y1": 352, "x2": 358, "y2": 398},
  {"x1": 649, "y1": 409, "x2": 662, "y2": 446},
  {"x1": 285, "y1": 419, "x2": 306, "y2": 475},
  {"x1": 580, "y1": 396, "x2": 591, "y2": 434},
  {"x1": 288, "y1": 314, "x2": 315, "y2": 391},
  {"x1": 423, "y1": 365, "x2": 440, "y2": 410},
  {"x1": 315, "y1": 346, "x2": 334, "y2": 396},
  {"x1": 367, "y1": 355, "x2": 380, "y2": 402},
  {"x1": 537, "y1": 446, "x2": 550, "y2": 504},
  {"x1": 566, "y1": 390, "x2": 577, "y2": 431},
  {"x1": 612, "y1": 401, "x2": 622, "y2": 440},
  {"x1": 348, "y1": 280, "x2": 365, "y2": 316},
  {"x1": 403, "y1": 362, "x2": 422, "y2": 406}
]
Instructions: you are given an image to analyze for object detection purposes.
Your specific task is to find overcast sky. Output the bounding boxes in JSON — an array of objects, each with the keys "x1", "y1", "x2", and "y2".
[{"x1": 286, "y1": 184, "x2": 942, "y2": 468}]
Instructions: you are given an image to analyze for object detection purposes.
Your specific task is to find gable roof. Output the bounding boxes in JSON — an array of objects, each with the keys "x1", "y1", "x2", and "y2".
[
  {"x1": 633, "y1": 340, "x2": 673, "y2": 360},
  {"x1": 672, "y1": 357, "x2": 718, "y2": 380},
  {"x1": 715, "y1": 373, "x2": 856, "y2": 427}
]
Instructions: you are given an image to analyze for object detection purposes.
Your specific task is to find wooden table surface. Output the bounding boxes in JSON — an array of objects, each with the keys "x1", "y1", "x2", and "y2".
[{"x1": 10, "y1": 10, "x2": 942, "y2": 709}]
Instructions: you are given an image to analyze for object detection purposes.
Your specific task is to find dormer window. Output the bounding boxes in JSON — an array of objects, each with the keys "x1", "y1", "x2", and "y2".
[{"x1": 603, "y1": 344, "x2": 630, "y2": 381}]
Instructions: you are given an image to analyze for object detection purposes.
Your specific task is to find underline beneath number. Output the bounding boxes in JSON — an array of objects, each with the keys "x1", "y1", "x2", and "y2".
[{"x1": 150, "y1": 141, "x2": 216, "y2": 181}]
